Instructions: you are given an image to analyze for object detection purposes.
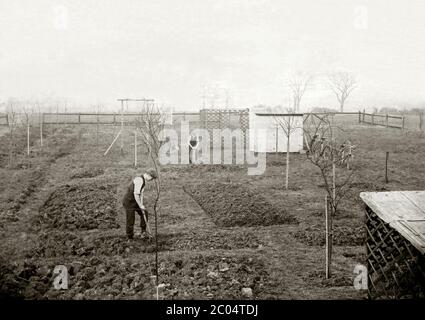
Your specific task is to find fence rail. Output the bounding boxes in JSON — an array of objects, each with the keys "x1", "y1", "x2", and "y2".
[
  {"x1": 360, "y1": 112, "x2": 405, "y2": 129},
  {"x1": 41, "y1": 112, "x2": 176, "y2": 125},
  {"x1": 0, "y1": 114, "x2": 8, "y2": 126},
  {"x1": 0, "y1": 110, "x2": 422, "y2": 131}
]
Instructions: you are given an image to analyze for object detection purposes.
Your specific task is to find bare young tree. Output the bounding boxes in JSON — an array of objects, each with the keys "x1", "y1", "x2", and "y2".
[
  {"x1": 135, "y1": 101, "x2": 166, "y2": 299},
  {"x1": 303, "y1": 113, "x2": 355, "y2": 278},
  {"x1": 328, "y1": 71, "x2": 357, "y2": 112},
  {"x1": 274, "y1": 107, "x2": 300, "y2": 190},
  {"x1": 6, "y1": 99, "x2": 19, "y2": 166},
  {"x1": 303, "y1": 113, "x2": 355, "y2": 215},
  {"x1": 21, "y1": 103, "x2": 33, "y2": 156},
  {"x1": 92, "y1": 103, "x2": 103, "y2": 147},
  {"x1": 287, "y1": 73, "x2": 312, "y2": 113}
]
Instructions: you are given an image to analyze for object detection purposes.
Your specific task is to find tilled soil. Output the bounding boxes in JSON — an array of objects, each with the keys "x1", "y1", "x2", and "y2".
[
  {"x1": 0, "y1": 169, "x2": 45, "y2": 224},
  {"x1": 33, "y1": 182, "x2": 120, "y2": 231},
  {"x1": 155, "y1": 254, "x2": 270, "y2": 299},
  {"x1": 302, "y1": 270, "x2": 354, "y2": 288},
  {"x1": 0, "y1": 127, "x2": 42, "y2": 168},
  {"x1": 0, "y1": 131, "x2": 80, "y2": 226},
  {"x1": 26, "y1": 229, "x2": 264, "y2": 259},
  {"x1": 0, "y1": 254, "x2": 270, "y2": 299},
  {"x1": 70, "y1": 167, "x2": 104, "y2": 179},
  {"x1": 292, "y1": 225, "x2": 365, "y2": 246},
  {"x1": 0, "y1": 257, "x2": 74, "y2": 299},
  {"x1": 184, "y1": 182, "x2": 297, "y2": 227}
]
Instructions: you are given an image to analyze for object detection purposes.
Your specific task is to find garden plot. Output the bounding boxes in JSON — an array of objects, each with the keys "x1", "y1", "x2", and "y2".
[
  {"x1": 28, "y1": 229, "x2": 265, "y2": 259},
  {"x1": 1, "y1": 253, "x2": 271, "y2": 299},
  {"x1": 184, "y1": 182, "x2": 297, "y2": 227},
  {"x1": 0, "y1": 260, "x2": 46, "y2": 299},
  {"x1": 302, "y1": 269, "x2": 354, "y2": 288},
  {"x1": 34, "y1": 182, "x2": 120, "y2": 231},
  {"x1": 0, "y1": 168, "x2": 46, "y2": 224},
  {"x1": 292, "y1": 225, "x2": 365, "y2": 246},
  {"x1": 70, "y1": 167, "x2": 104, "y2": 179}
]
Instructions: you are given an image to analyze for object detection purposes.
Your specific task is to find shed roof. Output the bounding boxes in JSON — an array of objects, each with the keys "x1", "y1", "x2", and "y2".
[{"x1": 360, "y1": 191, "x2": 425, "y2": 254}]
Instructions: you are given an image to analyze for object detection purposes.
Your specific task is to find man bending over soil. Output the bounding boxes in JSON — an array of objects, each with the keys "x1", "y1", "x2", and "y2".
[{"x1": 121, "y1": 168, "x2": 158, "y2": 240}]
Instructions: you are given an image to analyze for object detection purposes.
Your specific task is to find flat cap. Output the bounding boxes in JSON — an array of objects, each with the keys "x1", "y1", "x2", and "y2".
[{"x1": 146, "y1": 168, "x2": 158, "y2": 179}]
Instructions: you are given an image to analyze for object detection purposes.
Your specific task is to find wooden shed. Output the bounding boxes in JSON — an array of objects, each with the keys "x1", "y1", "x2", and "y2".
[
  {"x1": 249, "y1": 111, "x2": 304, "y2": 153},
  {"x1": 360, "y1": 191, "x2": 425, "y2": 299}
]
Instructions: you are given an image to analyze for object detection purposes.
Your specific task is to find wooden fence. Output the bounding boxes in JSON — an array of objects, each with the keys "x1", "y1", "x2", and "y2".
[
  {"x1": 2, "y1": 110, "x2": 421, "y2": 131},
  {"x1": 0, "y1": 114, "x2": 8, "y2": 126},
  {"x1": 359, "y1": 111, "x2": 425, "y2": 131},
  {"x1": 41, "y1": 112, "x2": 178, "y2": 125},
  {"x1": 359, "y1": 112, "x2": 405, "y2": 129}
]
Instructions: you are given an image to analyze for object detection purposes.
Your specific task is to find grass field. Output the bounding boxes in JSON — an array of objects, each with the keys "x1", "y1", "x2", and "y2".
[{"x1": 0, "y1": 118, "x2": 424, "y2": 299}]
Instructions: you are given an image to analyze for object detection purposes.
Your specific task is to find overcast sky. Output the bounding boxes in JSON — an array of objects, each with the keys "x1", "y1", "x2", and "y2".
[{"x1": 1, "y1": 0, "x2": 425, "y2": 111}]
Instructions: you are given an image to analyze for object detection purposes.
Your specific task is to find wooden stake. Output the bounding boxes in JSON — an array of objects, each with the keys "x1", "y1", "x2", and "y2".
[
  {"x1": 104, "y1": 130, "x2": 122, "y2": 156},
  {"x1": 325, "y1": 195, "x2": 331, "y2": 279},
  {"x1": 275, "y1": 126, "x2": 278, "y2": 153},
  {"x1": 385, "y1": 151, "x2": 389, "y2": 183},
  {"x1": 96, "y1": 111, "x2": 99, "y2": 147},
  {"x1": 285, "y1": 132, "x2": 290, "y2": 190},
  {"x1": 134, "y1": 129, "x2": 137, "y2": 168},
  {"x1": 40, "y1": 112, "x2": 43, "y2": 148},
  {"x1": 27, "y1": 119, "x2": 30, "y2": 156},
  {"x1": 120, "y1": 100, "x2": 124, "y2": 154},
  {"x1": 332, "y1": 162, "x2": 336, "y2": 202}
]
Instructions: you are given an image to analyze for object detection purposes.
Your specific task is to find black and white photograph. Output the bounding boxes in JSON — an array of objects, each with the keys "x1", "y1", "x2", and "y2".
[{"x1": 0, "y1": 0, "x2": 424, "y2": 305}]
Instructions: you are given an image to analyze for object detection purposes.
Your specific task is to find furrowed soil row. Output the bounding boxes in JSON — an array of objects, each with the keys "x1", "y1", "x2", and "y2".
[{"x1": 184, "y1": 182, "x2": 297, "y2": 227}]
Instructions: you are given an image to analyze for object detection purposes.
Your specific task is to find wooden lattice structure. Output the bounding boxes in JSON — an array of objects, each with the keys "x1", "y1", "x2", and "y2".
[
  {"x1": 361, "y1": 191, "x2": 425, "y2": 299},
  {"x1": 199, "y1": 108, "x2": 249, "y2": 137}
]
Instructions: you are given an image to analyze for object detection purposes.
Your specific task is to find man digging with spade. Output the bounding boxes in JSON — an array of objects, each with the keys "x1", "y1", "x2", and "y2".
[{"x1": 122, "y1": 168, "x2": 158, "y2": 240}]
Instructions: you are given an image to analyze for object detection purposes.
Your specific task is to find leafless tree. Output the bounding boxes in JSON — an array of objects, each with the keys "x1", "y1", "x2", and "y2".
[
  {"x1": 328, "y1": 71, "x2": 357, "y2": 112},
  {"x1": 303, "y1": 113, "x2": 355, "y2": 277},
  {"x1": 6, "y1": 99, "x2": 19, "y2": 166},
  {"x1": 303, "y1": 113, "x2": 355, "y2": 216},
  {"x1": 287, "y1": 73, "x2": 312, "y2": 113},
  {"x1": 92, "y1": 103, "x2": 103, "y2": 147},
  {"x1": 274, "y1": 107, "x2": 300, "y2": 190},
  {"x1": 135, "y1": 101, "x2": 166, "y2": 299},
  {"x1": 21, "y1": 103, "x2": 34, "y2": 156}
]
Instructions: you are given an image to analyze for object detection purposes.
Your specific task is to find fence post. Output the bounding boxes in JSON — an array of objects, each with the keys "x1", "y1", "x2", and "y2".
[
  {"x1": 419, "y1": 112, "x2": 423, "y2": 131},
  {"x1": 386, "y1": 114, "x2": 389, "y2": 128},
  {"x1": 40, "y1": 112, "x2": 43, "y2": 148},
  {"x1": 275, "y1": 125, "x2": 278, "y2": 153},
  {"x1": 372, "y1": 113, "x2": 374, "y2": 125},
  {"x1": 402, "y1": 116, "x2": 405, "y2": 130},
  {"x1": 96, "y1": 112, "x2": 99, "y2": 147},
  {"x1": 385, "y1": 151, "x2": 389, "y2": 183},
  {"x1": 358, "y1": 111, "x2": 361, "y2": 124},
  {"x1": 362, "y1": 109, "x2": 365, "y2": 123}
]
